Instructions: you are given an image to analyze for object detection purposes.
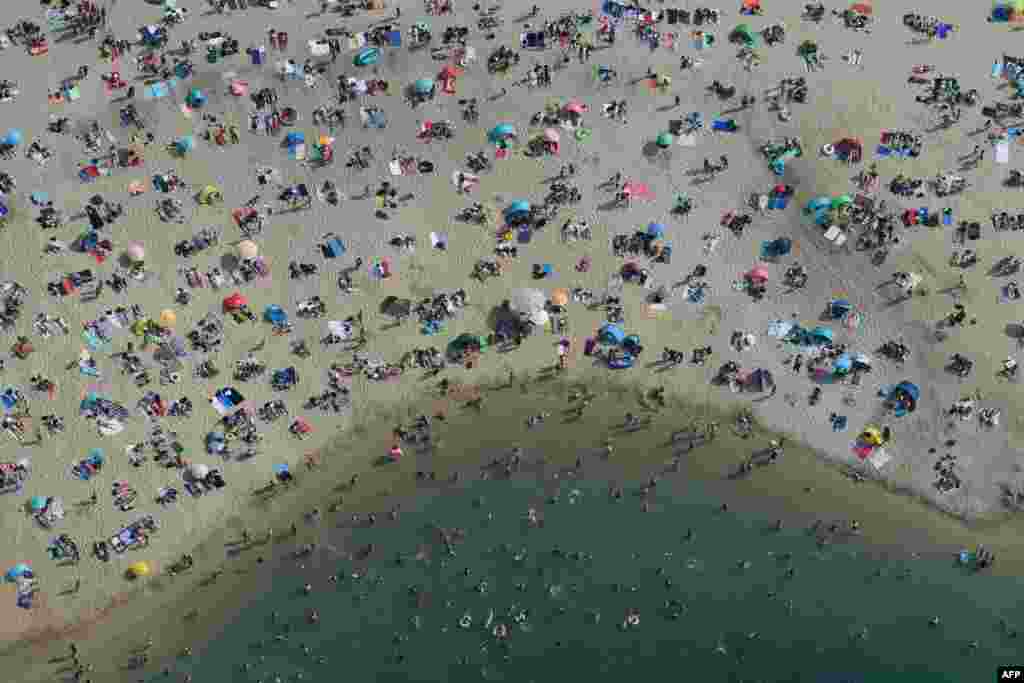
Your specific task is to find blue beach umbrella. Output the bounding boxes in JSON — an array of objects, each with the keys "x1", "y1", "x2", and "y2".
[
  {"x1": 646, "y1": 222, "x2": 665, "y2": 238},
  {"x1": 3, "y1": 129, "x2": 23, "y2": 146},
  {"x1": 504, "y1": 200, "x2": 531, "y2": 218},
  {"x1": 413, "y1": 78, "x2": 434, "y2": 95},
  {"x1": 488, "y1": 123, "x2": 517, "y2": 141},
  {"x1": 5, "y1": 563, "x2": 31, "y2": 581},
  {"x1": 354, "y1": 47, "x2": 380, "y2": 66},
  {"x1": 29, "y1": 496, "x2": 47, "y2": 512}
]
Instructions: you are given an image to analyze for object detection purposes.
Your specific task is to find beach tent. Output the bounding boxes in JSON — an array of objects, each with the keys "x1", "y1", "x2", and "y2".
[
  {"x1": 598, "y1": 323, "x2": 626, "y2": 345},
  {"x1": 126, "y1": 561, "x2": 151, "y2": 578},
  {"x1": 810, "y1": 326, "x2": 834, "y2": 345},
  {"x1": 488, "y1": 123, "x2": 517, "y2": 142},
  {"x1": 223, "y1": 292, "x2": 248, "y2": 310},
  {"x1": 354, "y1": 47, "x2": 380, "y2": 66},
  {"x1": 647, "y1": 222, "x2": 665, "y2": 238},
  {"x1": 656, "y1": 132, "x2": 674, "y2": 148},
  {"x1": 413, "y1": 78, "x2": 435, "y2": 95},
  {"x1": 508, "y1": 287, "x2": 546, "y2": 315},
  {"x1": 504, "y1": 200, "x2": 531, "y2": 220},
  {"x1": 729, "y1": 24, "x2": 759, "y2": 47}
]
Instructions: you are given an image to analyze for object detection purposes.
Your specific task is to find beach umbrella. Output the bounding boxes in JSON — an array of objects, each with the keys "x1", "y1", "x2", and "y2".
[
  {"x1": 488, "y1": 123, "x2": 517, "y2": 141},
  {"x1": 237, "y1": 240, "x2": 259, "y2": 260},
  {"x1": 413, "y1": 78, "x2": 435, "y2": 95},
  {"x1": 126, "y1": 561, "x2": 151, "y2": 578},
  {"x1": 550, "y1": 288, "x2": 570, "y2": 306},
  {"x1": 188, "y1": 462, "x2": 210, "y2": 479},
  {"x1": 543, "y1": 128, "x2": 561, "y2": 143},
  {"x1": 159, "y1": 309, "x2": 177, "y2": 328},
  {"x1": 504, "y1": 200, "x2": 531, "y2": 218},
  {"x1": 175, "y1": 136, "x2": 194, "y2": 154},
  {"x1": 223, "y1": 292, "x2": 248, "y2": 310},
  {"x1": 354, "y1": 47, "x2": 380, "y2": 66},
  {"x1": 564, "y1": 100, "x2": 587, "y2": 114},
  {"x1": 833, "y1": 353, "x2": 853, "y2": 374},
  {"x1": 746, "y1": 265, "x2": 769, "y2": 283},
  {"x1": 125, "y1": 242, "x2": 145, "y2": 263},
  {"x1": 647, "y1": 222, "x2": 665, "y2": 238},
  {"x1": 810, "y1": 326, "x2": 834, "y2": 345},
  {"x1": 285, "y1": 131, "x2": 305, "y2": 147},
  {"x1": 264, "y1": 305, "x2": 287, "y2": 324},
  {"x1": 29, "y1": 496, "x2": 47, "y2": 512},
  {"x1": 3, "y1": 129, "x2": 23, "y2": 146},
  {"x1": 508, "y1": 287, "x2": 546, "y2": 315},
  {"x1": 186, "y1": 89, "x2": 206, "y2": 107},
  {"x1": 656, "y1": 132, "x2": 674, "y2": 148},
  {"x1": 853, "y1": 353, "x2": 873, "y2": 370},
  {"x1": 5, "y1": 563, "x2": 31, "y2": 581}
]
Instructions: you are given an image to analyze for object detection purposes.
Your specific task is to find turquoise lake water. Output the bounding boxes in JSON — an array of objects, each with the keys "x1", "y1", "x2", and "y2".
[{"x1": 142, "y1": 475, "x2": 1019, "y2": 683}]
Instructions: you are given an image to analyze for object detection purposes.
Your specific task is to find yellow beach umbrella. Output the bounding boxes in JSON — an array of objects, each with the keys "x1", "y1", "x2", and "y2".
[
  {"x1": 159, "y1": 309, "x2": 177, "y2": 328},
  {"x1": 127, "y1": 561, "x2": 151, "y2": 578}
]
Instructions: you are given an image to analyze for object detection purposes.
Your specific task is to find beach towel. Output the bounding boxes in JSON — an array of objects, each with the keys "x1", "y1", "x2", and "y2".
[{"x1": 997, "y1": 141, "x2": 1010, "y2": 164}]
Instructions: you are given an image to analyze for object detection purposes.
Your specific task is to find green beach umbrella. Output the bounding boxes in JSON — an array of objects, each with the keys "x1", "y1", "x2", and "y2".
[{"x1": 656, "y1": 132, "x2": 674, "y2": 148}]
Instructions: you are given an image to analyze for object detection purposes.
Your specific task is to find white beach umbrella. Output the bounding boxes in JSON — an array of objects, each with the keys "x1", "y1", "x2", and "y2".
[
  {"x1": 189, "y1": 463, "x2": 210, "y2": 479},
  {"x1": 508, "y1": 288, "x2": 545, "y2": 315}
]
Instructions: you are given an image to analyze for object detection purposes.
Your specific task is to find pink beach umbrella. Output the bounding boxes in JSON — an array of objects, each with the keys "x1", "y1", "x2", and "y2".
[
  {"x1": 125, "y1": 242, "x2": 145, "y2": 263},
  {"x1": 543, "y1": 128, "x2": 561, "y2": 143}
]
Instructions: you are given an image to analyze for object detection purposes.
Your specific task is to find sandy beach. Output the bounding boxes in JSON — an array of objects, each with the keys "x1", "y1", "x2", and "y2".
[{"x1": 3, "y1": 0, "x2": 1024, "y2": 678}]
